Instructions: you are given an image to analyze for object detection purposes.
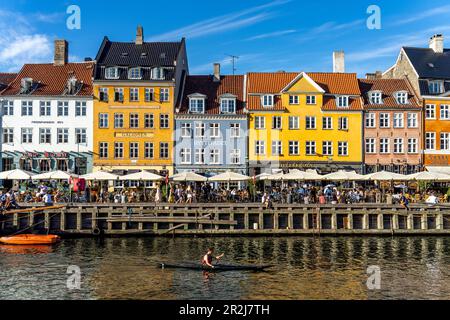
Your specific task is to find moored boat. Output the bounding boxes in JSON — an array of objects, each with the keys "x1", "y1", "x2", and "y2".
[
  {"x1": 159, "y1": 262, "x2": 272, "y2": 271},
  {"x1": 0, "y1": 234, "x2": 60, "y2": 245}
]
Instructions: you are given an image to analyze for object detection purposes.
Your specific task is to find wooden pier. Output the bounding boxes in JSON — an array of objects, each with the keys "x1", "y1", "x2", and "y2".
[{"x1": 1, "y1": 203, "x2": 450, "y2": 236}]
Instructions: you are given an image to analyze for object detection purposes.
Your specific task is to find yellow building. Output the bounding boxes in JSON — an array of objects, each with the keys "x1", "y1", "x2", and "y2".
[
  {"x1": 246, "y1": 72, "x2": 363, "y2": 174},
  {"x1": 92, "y1": 26, "x2": 188, "y2": 175}
]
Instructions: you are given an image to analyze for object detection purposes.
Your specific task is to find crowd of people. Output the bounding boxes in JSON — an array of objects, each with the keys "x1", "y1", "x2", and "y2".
[{"x1": 0, "y1": 180, "x2": 449, "y2": 209}]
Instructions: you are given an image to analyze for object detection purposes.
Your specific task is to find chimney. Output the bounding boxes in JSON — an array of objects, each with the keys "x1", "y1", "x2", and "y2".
[
  {"x1": 54, "y1": 40, "x2": 68, "y2": 66},
  {"x1": 213, "y1": 63, "x2": 220, "y2": 82},
  {"x1": 333, "y1": 51, "x2": 345, "y2": 73},
  {"x1": 375, "y1": 70, "x2": 382, "y2": 78},
  {"x1": 429, "y1": 34, "x2": 444, "y2": 53},
  {"x1": 136, "y1": 25, "x2": 144, "y2": 45}
]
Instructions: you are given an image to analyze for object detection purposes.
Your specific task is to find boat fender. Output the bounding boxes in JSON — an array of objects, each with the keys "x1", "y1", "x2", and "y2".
[{"x1": 92, "y1": 227, "x2": 102, "y2": 236}]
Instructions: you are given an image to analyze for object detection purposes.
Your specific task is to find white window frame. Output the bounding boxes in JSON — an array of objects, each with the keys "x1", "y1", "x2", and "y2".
[
  {"x1": 180, "y1": 148, "x2": 191, "y2": 164},
  {"x1": 128, "y1": 67, "x2": 142, "y2": 80},
  {"x1": 289, "y1": 141, "x2": 299, "y2": 155},
  {"x1": 255, "y1": 140, "x2": 265, "y2": 155},
  {"x1": 305, "y1": 141, "x2": 316, "y2": 155},
  {"x1": 365, "y1": 138, "x2": 375, "y2": 154},
  {"x1": 306, "y1": 116, "x2": 316, "y2": 129},
  {"x1": 337, "y1": 96, "x2": 349, "y2": 108},
  {"x1": 338, "y1": 117, "x2": 348, "y2": 130},
  {"x1": 220, "y1": 98, "x2": 236, "y2": 113},
  {"x1": 160, "y1": 88, "x2": 169, "y2": 102},
  {"x1": 230, "y1": 123, "x2": 240, "y2": 138},
  {"x1": 255, "y1": 116, "x2": 265, "y2": 129},
  {"x1": 426, "y1": 104, "x2": 436, "y2": 119},
  {"x1": 195, "y1": 148, "x2": 205, "y2": 164},
  {"x1": 393, "y1": 138, "x2": 404, "y2": 154},
  {"x1": 407, "y1": 113, "x2": 418, "y2": 128},
  {"x1": 230, "y1": 149, "x2": 241, "y2": 164},
  {"x1": 429, "y1": 80, "x2": 444, "y2": 94},
  {"x1": 195, "y1": 122, "x2": 205, "y2": 138},
  {"x1": 322, "y1": 117, "x2": 333, "y2": 130},
  {"x1": 396, "y1": 91, "x2": 408, "y2": 104},
  {"x1": 210, "y1": 149, "x2": 220, "y2": 164},
  {"x1": 189, "y1": 98, "x2": 205, "y2": 113},
  {"x1": 306, "y1": 95, "x2": 316, "y2": 105},
  {"x1": 181, "y1": 123, "x2": 191, "y2": 138},
  {"x1": 210, "y1": 123, "x2": 220, "y2": 138},
  {"x1": 21, "y1": 101, "x2": 33, "y2": 116},
  {"x1": 365, "y1": 113, "x2": 376, "y2": 128},
  {"x1": 425, "y1": 132, "x2": 435, "y2": 150},
  {"x1": 407, "y1": 138, "x2": 418, "y2": 154},
  {"x1": 440, "y1": 105, "x2": 450, "y2": 120},
  {"x1": 379, "y1": 113, "x2": 390, "y2": 128},
  {"x1": 272, "y1": 140, "x2": 282, "y2": 156},
  {"x1": 393, "y1": 113, "x2": 404, "y2": 128},
  {"x1": 440, "y1": 133, "x2": 450, "y2": 150},
  {"x1": 289, "y1": 95, "x2": 299, "y2": 105},
  {"x1": 289, "y1": 116, "x2": 299, "y2": 130},
  {"x1": 261, "y1": 95, "x2": 274, "y2": 107},
  {"x1": 370, "y1": 91, "x2": 382, "y2": 104},
  {"x1": 105, "y1": 67, "x2": 119, "y2": 79},
  {"x1": 272, "y1": 116, "x2": 282, "y2": 129},
  {"x1": 338, "y1": 141, "x2": 348, "y2": 156},
  {"x1": 379, "y1": 138, "x2": 390, "y2": 154}
]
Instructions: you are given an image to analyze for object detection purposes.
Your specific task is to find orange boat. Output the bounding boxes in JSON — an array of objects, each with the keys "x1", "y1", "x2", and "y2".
[{"x1": 0, "y1": 234, "x2": 60, "y2": 245}]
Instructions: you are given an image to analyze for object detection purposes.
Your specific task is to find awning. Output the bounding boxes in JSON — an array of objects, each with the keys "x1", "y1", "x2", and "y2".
[{"x1": 426, "y1": 166, "x2": 450, "y2": 175}]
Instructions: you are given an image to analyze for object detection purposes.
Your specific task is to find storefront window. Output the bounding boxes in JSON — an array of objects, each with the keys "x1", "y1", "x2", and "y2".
[{"x1": 39, "y1": 159, "x2": 51, "y2": 172}]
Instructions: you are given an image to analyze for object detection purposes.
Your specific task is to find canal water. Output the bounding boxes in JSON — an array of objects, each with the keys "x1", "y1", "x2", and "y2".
[{"x1": 0, "y1": 236, "x2": 449, "y2": 300}]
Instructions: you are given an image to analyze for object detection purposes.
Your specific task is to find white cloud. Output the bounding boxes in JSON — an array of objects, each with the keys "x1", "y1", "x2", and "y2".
[
  {"x1": 149, "y1": 0, "x2": 290, "y2": 41},
  {"x1": 392, "y1": 5, "x2": 450, "y2": 26},
  {"x1": 245, "y1": 29, "x2": 296, "y2": 41},
  {"x1": 0, "y1": 9, "x2": 54, "y2": 71}
]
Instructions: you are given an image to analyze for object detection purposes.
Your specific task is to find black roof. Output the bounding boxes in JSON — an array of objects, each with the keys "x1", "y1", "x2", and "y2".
[
  {"x1": 403, "y1": 47, "x2": 450, "y2": 79},
  {"x1": 418, "y1": 79, "x2": 450, "y2": 95},
  {"x1": 94, "y1": 37, "x2": 183, "y2": 80}
]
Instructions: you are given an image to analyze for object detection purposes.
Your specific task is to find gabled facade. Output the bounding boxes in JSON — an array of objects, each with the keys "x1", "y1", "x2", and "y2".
[
  {"x1": 0, "y1": 40, "x2": 94, "y2": 174},
  {"x1": 384, "y1": 34, "x2": 450, "y2": 167},
  {"x1": 359, "y1": 78, "x2": 422, "y2": 174},
  {"x1": 246, "y1": 71, "x2": 363, "y2": 174},
  {"x1": 174, "y1": 64, "x2": 247, "y2": 175},
  {"x1": 92, "y1": 26, "x2": 188, "y2": 175}
]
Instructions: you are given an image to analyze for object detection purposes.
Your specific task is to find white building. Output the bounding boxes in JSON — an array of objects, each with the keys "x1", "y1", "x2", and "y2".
[{"x1": 0, "y1": 40, "x2": 94, "y2": 174}]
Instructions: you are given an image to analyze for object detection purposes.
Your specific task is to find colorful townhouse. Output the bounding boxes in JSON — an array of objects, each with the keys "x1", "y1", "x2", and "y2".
[
  {"x1": 92, "y1": 26, "x2": 188, "y2": 176},
  {"x1": 384, "y1": 34, "x2": 450, "y2": 171},
  {"x1": 246, "y1": 62, "x2": 364, "y2": 175},
  {"x1": 0, "y1": 40, "x2": 94, "y2": 174},
  {"x1": 174, "y1": 64, "x2": 247, "y2": 176},
  {"x1": 358, "y1": 77, "x2": 422, "y2": 174}
]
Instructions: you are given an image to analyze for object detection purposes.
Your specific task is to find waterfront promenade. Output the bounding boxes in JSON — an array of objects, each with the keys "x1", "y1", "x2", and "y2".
[{"x1": 1, "y1": 202, "x2": 450, "y2": 236}]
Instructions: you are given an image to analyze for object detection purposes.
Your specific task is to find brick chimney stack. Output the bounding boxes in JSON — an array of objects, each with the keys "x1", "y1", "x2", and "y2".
[
  {"x1": 54, "y1": 40, "x2": 68, "y2": 66},
  {"x1": 429, "y1": 34, "x2": 444, "y2": 53},
  {"x1": 333, "y1": 51, "x2": 345, "y2": 73},
  {"x1": 213, "y1": 63, "x2": 221, "y2": 82},
  {"x1": 136, "y1": 25, "x2": 144, "y2": 45}
]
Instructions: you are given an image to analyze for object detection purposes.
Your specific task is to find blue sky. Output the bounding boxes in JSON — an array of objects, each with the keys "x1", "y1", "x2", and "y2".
[{"x1": 1, "y1": 0, "x2": 450, "y2": 75}]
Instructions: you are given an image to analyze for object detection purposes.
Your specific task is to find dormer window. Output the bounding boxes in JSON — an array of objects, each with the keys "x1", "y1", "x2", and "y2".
[
  {"x1": 429, "y1": 80, "x2": 444, "y2": 94},
  {"x1": 370, "y1": 91, "x2": 382, "y2": 104},
  {"x1": 151, "y1": 67, "x2": 165, "y2": 80},
  {"x1": 20, "y1": 78, "x2": 35, "y2": 94},
  {"x1": 105, "y1": 67, "x2": 119, "y2": 79},
  {"x1": 337, "y1": 96, "x2": 349, "y2": 108},
  {"x1": 189, "y1": 94, "x2": 206, "y2": 113},
  {"x1": 220, "y1": 94, "x2": 237, "y2": 114},
  {"x1": 128, "y1": 67, "x2": 142, "y2": 80},
  {"x1": 395, "y1": 91, "x2": 408, "y2": 104},
  {"x1": 261, "y1": 95, "x2": 274, "y2": 107},
  {"x1": 66, "y1": 76, "x2": 80, "y2": 95}
]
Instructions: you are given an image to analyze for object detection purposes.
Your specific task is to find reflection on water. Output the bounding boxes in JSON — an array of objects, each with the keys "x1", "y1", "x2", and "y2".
[{"x1": 0, "y1": 236, "x2": 449, "y2": 300}]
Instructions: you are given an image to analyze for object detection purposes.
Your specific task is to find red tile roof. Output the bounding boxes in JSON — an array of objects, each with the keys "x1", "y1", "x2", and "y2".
[
  {"x1": 178, "y1": 75, "x2": 245, "y2": 114},
  {"x1": 0, "y1": 62, "x2": 95, "y2": 96},
  {"x1": 358, "y1": 78, "x2": 421, "y2": 109},
  {"x1": 0, "y1": 73, "x2": 17, "y2": 85},
  {"x1": 246, "y1": 72, "x2": 362, "y2": 111}
]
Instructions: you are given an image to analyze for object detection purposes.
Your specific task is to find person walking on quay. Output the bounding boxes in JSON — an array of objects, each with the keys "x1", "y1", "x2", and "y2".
[{"x1": 155, "y1": 185, "x2": 162, "y2": 204}]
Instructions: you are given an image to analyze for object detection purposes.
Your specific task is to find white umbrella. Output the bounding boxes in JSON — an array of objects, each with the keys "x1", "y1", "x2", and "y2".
[
  {"x1": 266, "y1": 172, "x2": 285, "y2": 181},
  {"x1": 304, "y1": 169, "x2": 324, "y2": 180},
  {"x1": 81, "y1": 170, "x2": 119, "y2": 181},
  {"x1": 0, "y1": 169, "x2": 35, "y2": 180},
  {"x1": 405, "y1": 171, "x2": 450, "y2": 181},
  {"x1": 322, "y1": 170, "x2": 365, "y2": 181},
  {"x1": 281, "y1": 170, "x2": 306, "y2": 181},
  {"x1": 364, "y1": 171, "x2": 407, "y2": 181},
  {"x1": 208, "y1": 171, "x2": 250, "y2": 182},
  {"x1": 171, "y1": 171, "x2": 207, "y2": 182},
  {"x1": 33, "y1": 170, "x2": 74, "y2": 180},
  {"x1": 255, "y1": 172, "x2": 272, "y2": 181},
  {"x1": 119, "y1": 170, "x2": 163, "y2": 181}
]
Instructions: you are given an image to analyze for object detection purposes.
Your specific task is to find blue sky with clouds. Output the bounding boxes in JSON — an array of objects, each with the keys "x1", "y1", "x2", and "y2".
[{"x1": 1, "y1": 0, "x2": 450, "y2": 75}]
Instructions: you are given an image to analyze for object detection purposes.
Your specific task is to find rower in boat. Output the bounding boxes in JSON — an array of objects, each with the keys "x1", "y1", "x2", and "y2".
[{"x1": 201, "y1": 247, "x2": 224, "y2": 269}]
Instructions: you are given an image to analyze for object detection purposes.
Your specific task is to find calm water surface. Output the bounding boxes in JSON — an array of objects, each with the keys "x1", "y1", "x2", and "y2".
[{"x1": 0, "y1": 236, "x2": 449, "y2": 300}]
